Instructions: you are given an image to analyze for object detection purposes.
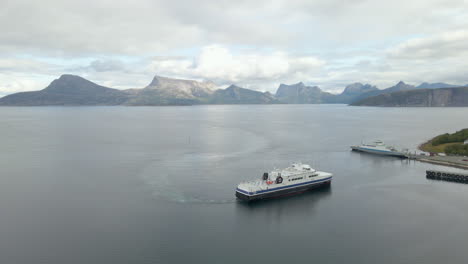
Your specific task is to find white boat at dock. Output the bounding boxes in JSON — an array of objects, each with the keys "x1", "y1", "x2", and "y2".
[{"x1": 351, "y1": 140, "x2": 408, "y2": 158}]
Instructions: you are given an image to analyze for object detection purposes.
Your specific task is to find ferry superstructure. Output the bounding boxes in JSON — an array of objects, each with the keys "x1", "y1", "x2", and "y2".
[
  {"x1": 351, "y1": 140, "x2": 407, "y2": 158},
  {"x1": 235, "y1": 163, "x2": 332, "y2": 201}
]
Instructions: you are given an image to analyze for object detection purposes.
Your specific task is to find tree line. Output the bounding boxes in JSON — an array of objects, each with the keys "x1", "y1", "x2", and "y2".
[
  {"x1": 445, "y1": 144, "x2": 468, "y2": 156},
  {"x1": 432, "y1": 128, "x2": 468, "y2": 146}
]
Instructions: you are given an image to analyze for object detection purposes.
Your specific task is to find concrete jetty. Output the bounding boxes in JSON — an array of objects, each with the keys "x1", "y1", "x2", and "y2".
[{"x1": 408, "y1": 155, "x2": 468, "y2": 170}]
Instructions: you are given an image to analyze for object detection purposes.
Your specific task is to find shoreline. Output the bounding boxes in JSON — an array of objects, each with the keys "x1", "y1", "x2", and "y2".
[
  {"x1": 412, "y1": 155, "x2": 468, "y2": 170},
  {"x1": 415, "y1": 137, "x2": 468, "y2": 170}
]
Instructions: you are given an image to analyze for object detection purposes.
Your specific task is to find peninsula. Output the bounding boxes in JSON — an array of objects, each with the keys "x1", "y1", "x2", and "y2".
[{"x1": 420, "y1": 128, "x2": 468, "y2": 156}]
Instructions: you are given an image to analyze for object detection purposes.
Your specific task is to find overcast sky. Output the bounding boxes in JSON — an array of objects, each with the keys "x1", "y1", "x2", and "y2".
[{"x1": 1, "y1": 0, "x2": 468, "y2": 95}]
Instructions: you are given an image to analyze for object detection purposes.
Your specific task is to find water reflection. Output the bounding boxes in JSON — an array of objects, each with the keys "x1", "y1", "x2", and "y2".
[
  {"x1": 234, "y1": 185, "x2": 332, "y2": 224},
  {"x1": 351, "y1": 151, "x2": 405, "y2": 160}
]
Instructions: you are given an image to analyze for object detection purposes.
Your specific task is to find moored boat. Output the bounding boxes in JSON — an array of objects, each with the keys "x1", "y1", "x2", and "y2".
[
  {"x1": 351, "y1": 140, "x2": 407, "y2": 158},
  {"x1": 235, "y1": 163, "x2": 332, "y2": 202}
]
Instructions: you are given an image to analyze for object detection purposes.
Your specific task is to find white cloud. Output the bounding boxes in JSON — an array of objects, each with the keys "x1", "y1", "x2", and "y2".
[
  {"x1": 388, "y1": 30, "x2": 468, "y2": 60},
  {"x1": 1, "y1": 0, "x2": 468, "y2": 96},
  {"x1": 0, "y1": 58, "x2": 56, "y2": 74},
  {"x1": 0, "y1": 58, "x2": 60, "y2": 96},
  {"x1": 88, "y1": 59, "x2": 126, "y2": 72},
  {"x1": 147, "y1": 45, "x2": 325, "y2": 91},
  {"x1": 0, "y1": 73, "x2": 50, "y2": 96},
  {"x1": 1, "y1": 0, "x2": 467, "y2": 56},
  {"x1": 0, "y1": 45, "x2": 326, "y2": 94}
]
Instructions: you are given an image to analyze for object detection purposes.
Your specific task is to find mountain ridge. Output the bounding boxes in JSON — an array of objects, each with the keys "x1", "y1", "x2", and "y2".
[
  {"x1": 351, "y1": 86, "x2": 468, "y2": 107},
  {"x1": 416, "y1": 82, "x2": 459, "y2": 89},
  {"x1": 0, "y1": 75, "x2": 129, "y2": 106},
  {"x1": 0, "y1": 74, "x2": 279, "y2": 106},
  {"x1": 1, "y1": 75, "x2": 467, "y2": 106},
  {"x1": 275, "y1": 82, "x2": 334, "y2": 104},
  {"x1": 210, "y1": 84, "x2": 278, "y2": 104}
]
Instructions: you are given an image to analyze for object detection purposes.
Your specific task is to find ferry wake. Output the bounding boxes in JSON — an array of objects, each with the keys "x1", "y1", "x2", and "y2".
[{"x1": 235, "y1": 163, "x2": 332, "y2": 202}]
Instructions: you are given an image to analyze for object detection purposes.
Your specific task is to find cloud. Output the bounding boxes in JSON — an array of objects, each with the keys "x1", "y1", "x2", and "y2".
[
  {"x1": 1, "y1": 0, "x2": 468, "y2": 95},
  {"x1": 0, "y1": 73, "x2": 51, "y2": 96},
  {"x1": 147, "y1": 45, "x2": 325, "y2": 90},
  {"x1": 88, "y1": 60, "x2": 126, "y2": 72},
  {"x1": 388, "y1": 30, "x2": 468, "y2": 60},
  {"x1": 0, "y1": 58, "x2": 60, "y2": 96},
  {"x1": 0, "y1": 45, "x2": 326, "y2": 93},
  {"x1": 0, "y1": 0, "x2": 292, "y2": 56},
  {"x1": 1, "y1": 0, "x2": 467, "y2": 56},
  {"x1": 0, "y1": 57, "x2": 57, "y2": 74}
]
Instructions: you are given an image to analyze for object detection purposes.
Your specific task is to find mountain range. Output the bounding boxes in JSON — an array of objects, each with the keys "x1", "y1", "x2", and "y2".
[
  {"x1": 0, "y1": 75, "x2": 129, "y2": 106},
  {"x1": 351, "y1": 87, "x2": 468, "y2": 107},
  {"x1": 0, "y1": 74, "x2": 466, "y2": 106}
]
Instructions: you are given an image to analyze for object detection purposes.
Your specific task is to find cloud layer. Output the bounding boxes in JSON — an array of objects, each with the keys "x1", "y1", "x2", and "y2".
[
  {"x1": 1, "y1": 0, "x2": 468, "y2": 95},
  {"x1": 147, "y1": 45, "x2": 325, "y2": 89}
]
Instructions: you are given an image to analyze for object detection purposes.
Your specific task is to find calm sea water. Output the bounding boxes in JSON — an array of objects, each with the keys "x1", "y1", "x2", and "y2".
[{"x1": 0, "y1": 105, "x2": 467, "y2": 264}]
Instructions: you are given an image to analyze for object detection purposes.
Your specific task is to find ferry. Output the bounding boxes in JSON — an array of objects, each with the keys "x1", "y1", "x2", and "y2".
[
  {"x1": 351, "y1": 140, "x2": 407, "y2": 158},
  {"x1": 235, "y1": 163, "x2": 332, "y2": 202}
]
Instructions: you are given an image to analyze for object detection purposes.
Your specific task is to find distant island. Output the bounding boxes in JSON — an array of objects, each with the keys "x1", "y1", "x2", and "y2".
[
  {"x1": 420, "y1": 129, "x2": 468, "y2": 156},
  {"x1": 0, "y1": 74, "x2": 467, "y2": 106}
]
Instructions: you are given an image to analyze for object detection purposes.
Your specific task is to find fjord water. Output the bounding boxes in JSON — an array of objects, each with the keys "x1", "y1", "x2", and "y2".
[{"x1": 0, "y1": 105, "x2": 467, "y2": 264}]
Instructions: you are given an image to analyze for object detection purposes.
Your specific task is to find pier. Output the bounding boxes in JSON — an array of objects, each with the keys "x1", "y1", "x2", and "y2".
[
  {"x1": 426, "y1": 170, "x2": 468, "y2": 183},
  {"x1": 407, "y1": 154, "x2": 468, "y2": 170}
]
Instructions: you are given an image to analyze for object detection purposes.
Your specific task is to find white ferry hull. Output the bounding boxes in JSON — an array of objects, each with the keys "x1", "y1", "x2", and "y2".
[
  {"x1": 351, "y1": 146, "x2": 407, "y2": 158},
  {"x1": 236, "y1": 177, "x2": 331, "y2": 202}
]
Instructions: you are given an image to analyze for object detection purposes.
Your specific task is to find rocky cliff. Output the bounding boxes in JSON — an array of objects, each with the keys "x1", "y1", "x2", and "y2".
[
  {"x1": 210, "y1": 85, "x2": 277, "y2": 104},
  {"x1": 275, "y1": 82, "x2": 334, "y2": 103},
  {"x1": 351, "y1": 87, "x2": 468, "y2": 107}
]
